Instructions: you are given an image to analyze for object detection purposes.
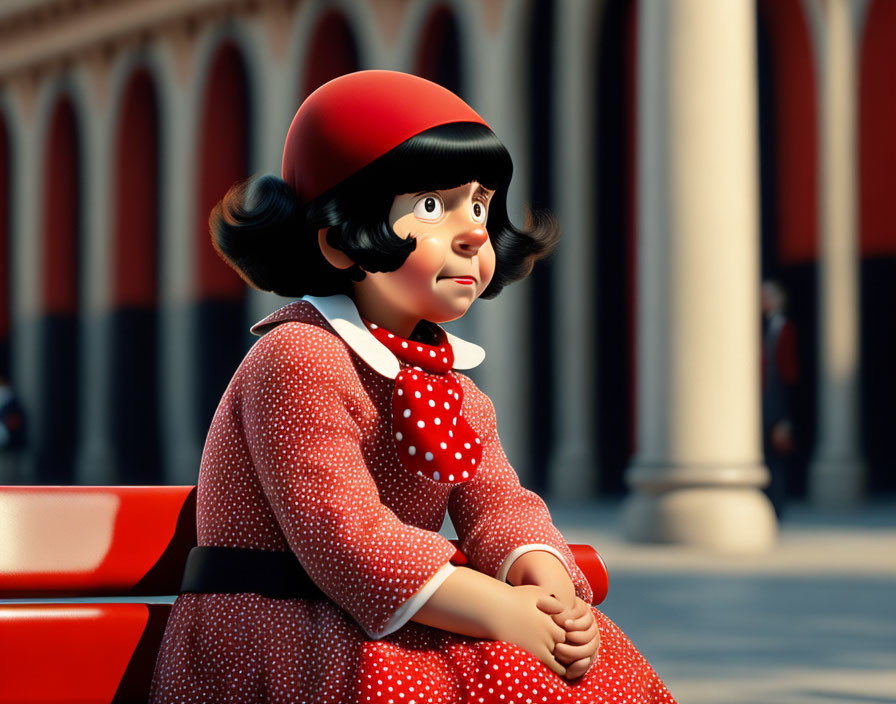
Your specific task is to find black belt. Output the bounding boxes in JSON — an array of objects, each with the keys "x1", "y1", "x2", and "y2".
[{"x1": 180, "y1": 546, "x2": 327, "y2": 600}]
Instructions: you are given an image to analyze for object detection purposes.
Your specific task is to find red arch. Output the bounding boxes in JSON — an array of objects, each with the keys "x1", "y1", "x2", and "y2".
[
  {"x1": 196, "y1": 41, "x2": 250, "y2": 301},
  {"x1": 0, "y1": 114, "x2": 9, "y2": 347},
  {"x1": 302, "y1": 10, "x2": 359, "y2": 99},
  {"x1": 114, "y1": 69, "x2": 158, "y2": 308},
  {"x1": 415, "y1": 5, "x2": 462, "y2": 94},
  {"x1": 42, "y1": 98, "x2": 79, "y2": 315},
  {"x1": 757, "y1": 0, "x2": 818, "y2": 264},
  {"x1": 860, "y1": 0, "x2": 896, "y2": 256}
]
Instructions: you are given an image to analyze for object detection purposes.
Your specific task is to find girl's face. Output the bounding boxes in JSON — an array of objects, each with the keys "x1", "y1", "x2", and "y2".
[{"x1": 353, "y1": 181, "x2": 496, "y2": 337}]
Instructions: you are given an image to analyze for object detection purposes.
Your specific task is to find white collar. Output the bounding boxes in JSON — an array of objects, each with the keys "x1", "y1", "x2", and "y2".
[{"x1": 251, "y1": 294, "x2": 485, "y2": 379}]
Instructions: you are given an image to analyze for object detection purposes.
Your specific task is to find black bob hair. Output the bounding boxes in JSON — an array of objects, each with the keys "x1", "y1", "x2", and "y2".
[{"x1": 211, "y1": 122, "x2": 559, "y2": 299}]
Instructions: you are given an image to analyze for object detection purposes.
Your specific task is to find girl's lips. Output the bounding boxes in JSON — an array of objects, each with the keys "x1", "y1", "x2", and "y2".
[{"x1": 445, "y1": 276, "x2": 476, "y2": 285}]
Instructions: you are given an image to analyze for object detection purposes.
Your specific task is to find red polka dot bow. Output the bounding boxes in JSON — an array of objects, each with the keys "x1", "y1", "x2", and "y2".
[{"x1": 368, "y1": 323, "x2": 482, "y2": 484}]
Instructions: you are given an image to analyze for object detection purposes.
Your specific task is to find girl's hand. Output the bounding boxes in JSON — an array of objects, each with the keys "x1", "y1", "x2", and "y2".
[
  {"x1": 506, "y1": 550, "x2": 598, "y2": 679},
  {"x1": 411, "y1": 568, "x2": 567, "y2": 677},
  {"x1": 489, "y1": 585, "x2": 569, "y2": 677},
  {"x1": 507, "y1": 550, "x2": 577, "y2": 609},
  {"x1": 550, "y1": 597, "x2": 600, "y2": 679}
]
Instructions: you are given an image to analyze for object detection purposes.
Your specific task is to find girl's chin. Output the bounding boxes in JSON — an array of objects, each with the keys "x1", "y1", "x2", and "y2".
[{"x1": 424, "y1": 302, "x2": 475, "y2": 324}]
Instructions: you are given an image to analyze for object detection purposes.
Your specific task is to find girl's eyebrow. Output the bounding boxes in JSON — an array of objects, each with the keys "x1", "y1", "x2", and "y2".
[{"x1": 410, "y1": 185, "x2": 492, "y2": 200}]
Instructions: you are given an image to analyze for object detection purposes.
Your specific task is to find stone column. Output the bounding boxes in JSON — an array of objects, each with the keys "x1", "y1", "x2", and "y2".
[
  {"x1": 7, "y1": 81, "x2": 42, "y2": 483},
  {"x1": 76, "y1": 56, "x2": 116, "y2": 485},
  {"x1": 465, "y1": 5, "x2": 534, "y2": 485},
  {"x1": 246, "y1": 14, "x2": 295, "y2": 329},
  {"x1": 808, "y1": 0, "x2": 865, "y2": 507},
  {"x1": 621, "y1": 0, "x2": 777, "y2": 551},
  {"x1": 158, "y1": 28, "x2": 202, "y2": 485},
  {"x1": 547, "y1": 0, "x2": 599, "y2": 501}
]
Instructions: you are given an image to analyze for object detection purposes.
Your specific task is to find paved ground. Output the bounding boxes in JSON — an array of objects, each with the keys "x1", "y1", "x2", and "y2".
[{"x1": 550, "y1": 500, "x2": 896, "y2": 704}]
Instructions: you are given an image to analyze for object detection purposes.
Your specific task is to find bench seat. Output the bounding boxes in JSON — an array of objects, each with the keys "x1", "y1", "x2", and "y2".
[{"x1": 0, "y1": 485, "x2": 608, "y2": 704}]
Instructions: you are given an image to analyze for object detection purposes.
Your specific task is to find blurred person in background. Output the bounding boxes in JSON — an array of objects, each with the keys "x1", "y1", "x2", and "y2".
[
  {"x1": 0, "y1": 376, "x2": 25, "y2": 482},
  {"x1": 761, "y1": 280, "x2": 799, "y2": 518}
]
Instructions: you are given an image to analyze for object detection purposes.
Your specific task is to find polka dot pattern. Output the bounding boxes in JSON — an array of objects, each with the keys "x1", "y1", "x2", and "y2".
[
  {"x1": 150, "y1": 301, "x2": 676, "y2": 704},
  {"x1": 368, "y1": 323, "x2": 482, "y2": 484},
  {"x1": 357, "y1": 611, "x2": 676, "y2": 704}
]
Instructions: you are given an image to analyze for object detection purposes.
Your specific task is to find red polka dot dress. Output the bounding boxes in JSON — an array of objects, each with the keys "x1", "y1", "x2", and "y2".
[{"x1": 150, "y1": 295, "x2": 676, "y2": 704}]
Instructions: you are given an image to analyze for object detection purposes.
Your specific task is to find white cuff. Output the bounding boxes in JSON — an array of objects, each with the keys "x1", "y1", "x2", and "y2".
[
  {"x1": 366, "y1": 562, "x2": 457, "y2": 639},
  {"x1": 496, "y1": 544, "x2": 571, "y2": 584}
]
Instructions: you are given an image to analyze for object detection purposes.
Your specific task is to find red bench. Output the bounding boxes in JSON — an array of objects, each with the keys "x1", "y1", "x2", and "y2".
[{"x1": 0, "y1": 485, "x2": 608, "y2": 704}]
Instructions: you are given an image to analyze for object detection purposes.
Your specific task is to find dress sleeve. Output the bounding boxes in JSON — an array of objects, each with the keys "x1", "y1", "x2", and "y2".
[
  {"x1": 447, "y1": 376, "x2": 593, "y2": 603},
  {"x1": 239, "y1": 322, "x2": 458, "y2": 638}
]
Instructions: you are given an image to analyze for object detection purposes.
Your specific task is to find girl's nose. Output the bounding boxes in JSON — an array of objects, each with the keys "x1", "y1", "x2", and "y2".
[{"x1": 454, "y1": 227, "x2": 488, "y2": 256}]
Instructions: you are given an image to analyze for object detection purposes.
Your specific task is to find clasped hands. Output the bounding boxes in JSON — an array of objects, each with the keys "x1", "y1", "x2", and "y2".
[
  {"x1": 504, "y1": 551, "x2": 600, "y2": 680},
  {"x1": 550, "y1": 594, "x2": 600, "y2": 679},
  {"x1": 504, "y1": 585, "x2": 599, "y2": 679}
]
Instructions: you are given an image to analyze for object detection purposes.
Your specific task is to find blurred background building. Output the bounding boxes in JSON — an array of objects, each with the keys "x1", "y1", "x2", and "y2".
[{"x1": 0, "y1": 0, "x2": 891, "y2": 541}]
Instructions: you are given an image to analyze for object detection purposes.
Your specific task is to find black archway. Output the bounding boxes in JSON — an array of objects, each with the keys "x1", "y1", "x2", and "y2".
[
  {"x1": 593, "y1": 0, "x2": 636, "y2": 496},
  {"x1": 37, "y1": 96, "x2": 81, "y2": 483},
  {"x1": 302, "y1": 9, "x2": 360, "y2": 99},
  {"x1": 0, "y1": 111, "x2": 10, "y2": 377},
  {"x1": 526, "y1": 0, "x2": 556, "y2": 493},
  {"x1": 195, "y1": 41, "x2": 251, "y2": 437},
  {"x1": 111, "y1": 68, "x2": 162, "y2": 483},
  {"x1": 415, "y1": 5, "x2": 464, "y2": 98},
  {"x1": 756, "y1": 0, "x2": 820, "y2": 498},
  {"x1": 859, "y1": 0, "x2": 896, "y2": 494}
]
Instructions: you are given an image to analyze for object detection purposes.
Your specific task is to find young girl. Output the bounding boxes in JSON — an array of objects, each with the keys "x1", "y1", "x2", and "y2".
[{"x1": 151, "y1": 70, "x2": 675, "y2": 704}]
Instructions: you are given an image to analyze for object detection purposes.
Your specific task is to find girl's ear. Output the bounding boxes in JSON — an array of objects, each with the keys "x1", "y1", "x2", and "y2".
[{"x1": 318, "y1": 228, "x2": 355, "y2": 270}]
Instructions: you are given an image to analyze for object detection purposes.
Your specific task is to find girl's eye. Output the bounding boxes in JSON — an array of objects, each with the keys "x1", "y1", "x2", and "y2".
[
  {"x1": 471, "y1": 200, "x2": 487, "y2": 224},
  {"x1": 413, "y1": 194, "x2": 444, "y2": 221}
]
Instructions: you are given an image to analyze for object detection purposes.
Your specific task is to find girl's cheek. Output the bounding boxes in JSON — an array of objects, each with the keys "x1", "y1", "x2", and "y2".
[
  {"x1": 404, "y1": 236, "x2": 446, "y2": 278},
  {"x1": 478, "y1": 240, "x2": 497, "y2": 289}
]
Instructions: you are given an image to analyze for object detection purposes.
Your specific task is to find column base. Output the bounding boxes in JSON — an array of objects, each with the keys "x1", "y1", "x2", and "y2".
[
  {"x1": 808, "y1": 455, "x2": 864, "y2": 509},
  {"x1": 621, "y1": 485, "x2": 778, "y2": 553}
]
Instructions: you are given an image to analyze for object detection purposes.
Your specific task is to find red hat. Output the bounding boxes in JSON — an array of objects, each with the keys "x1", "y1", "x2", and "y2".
[{"x1": 281, "y1": 70, "x2": 490, "y2": 204}]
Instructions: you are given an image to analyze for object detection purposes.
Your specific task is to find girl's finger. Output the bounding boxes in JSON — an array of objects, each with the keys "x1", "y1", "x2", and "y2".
[
  {"x1": 546, "y1": 618, "x2": 567, "y2": 645},
  {"x1": 535, "y1": 593, "x2": 566, "y2": 615},
  {"x1": 539, "y1": 646, "x2": 567, "y2": 677},
  {"x1": 553, "y1": 637, "x2": 599, "y2": 664},
  {"x1": 567, "y1": 598, "x2": 589, "y2": 617},
  {"x1": 563, "y1": 619, "x2": 599, "y2": 645},
  {"x1": 552, "y1": 599, "x2": 587, "y2": 627},
  {"x1": 551, "y1": 609, "x2": 572, "y2": 627},
  {"x1": 563, "y1": 608, "x2": 595, "y2": 632},
  {"x1": 563, "y1": 657, "x2": 593, "y2": 680}
]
